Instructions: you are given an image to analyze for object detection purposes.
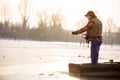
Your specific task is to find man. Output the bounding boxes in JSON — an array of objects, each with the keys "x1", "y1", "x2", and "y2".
[{"x1": 72, "y1": 11, "x2": 102, "y2": 65}]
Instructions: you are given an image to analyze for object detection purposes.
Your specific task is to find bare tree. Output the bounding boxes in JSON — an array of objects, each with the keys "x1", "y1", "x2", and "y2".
[
  {"x1": 36, "y1": 9, "x2": 49, "y2": 40},
  {"x1": 18, "y1": 0, "x2": 32, "y2": 29},
  {"x1": 106, "y1": 18, "x2": 117, "y2": 33},
  {"x1": 117, "y1": 27, "x2": 120, "y2": 33},
  {"x1": 114, "y1": 26, "x2": 120, "y2": 44},
  {"x1": 105, "y1": 18, "x2": 117, "y2": 46},
  {"x1": 0, "y1": 0, "x2": 12, "y2": 38},
  {"x1": 0, "y1": 1, "x2": 11, "y2": 26},
  {"x1": 37, "y1": 9, "x2": 49, "y2": 28},
  {"x1": 50, "y1": 9, "x2": 64, "y2": 30},
  {"x1": 49, "y1": 9, "x2": 65, "y2": 40}
]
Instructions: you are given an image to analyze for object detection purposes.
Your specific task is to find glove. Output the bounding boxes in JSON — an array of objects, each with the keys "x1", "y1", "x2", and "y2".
[{"x1": 72, "y1": 31, "x2": 77, "y2": 35}]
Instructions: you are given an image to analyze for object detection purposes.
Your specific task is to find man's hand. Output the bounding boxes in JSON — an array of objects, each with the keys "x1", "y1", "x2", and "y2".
[{"x1": 72, "y1": 31, "x2": 77, "y2": 35}]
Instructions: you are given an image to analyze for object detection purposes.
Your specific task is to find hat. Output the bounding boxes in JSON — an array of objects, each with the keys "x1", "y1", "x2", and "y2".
[{"x1": 85, "y1": 11, "x2": 95, "y2": 17}]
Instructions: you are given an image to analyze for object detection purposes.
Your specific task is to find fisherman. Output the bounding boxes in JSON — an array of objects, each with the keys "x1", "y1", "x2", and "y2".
[{"x1": 72, "y1": 11, "x2": 102, "y2": 65}]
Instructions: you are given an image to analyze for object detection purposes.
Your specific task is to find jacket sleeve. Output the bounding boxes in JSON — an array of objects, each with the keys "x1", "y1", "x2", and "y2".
[{"x1": 75, "y1": 21, "x2": 95, "y2": 34}]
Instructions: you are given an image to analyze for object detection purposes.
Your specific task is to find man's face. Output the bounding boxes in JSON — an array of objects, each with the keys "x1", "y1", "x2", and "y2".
[{"x1": 86, "y1": 15, "x2": 91, "y2": 20}]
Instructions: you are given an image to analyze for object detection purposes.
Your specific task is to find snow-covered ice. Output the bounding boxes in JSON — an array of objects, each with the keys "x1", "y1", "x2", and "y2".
[{"x1": 0, "y1": 39, "x2": 120, "y2": 80}]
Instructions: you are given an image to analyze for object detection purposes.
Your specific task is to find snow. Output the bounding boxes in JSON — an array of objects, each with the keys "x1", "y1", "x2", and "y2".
[{"x1": 0, "y1": 39, "x2": 120, "y2": 80}]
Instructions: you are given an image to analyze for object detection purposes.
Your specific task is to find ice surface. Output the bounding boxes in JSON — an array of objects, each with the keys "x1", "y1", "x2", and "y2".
[{"x1": 0, "y1": 39, "x2": 120, "y2": 80}]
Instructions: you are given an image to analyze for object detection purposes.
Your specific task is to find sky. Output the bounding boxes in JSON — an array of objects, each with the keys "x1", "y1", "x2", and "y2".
[{"x1": 0, "y1": 0, "x2": 120, "y2": 30}]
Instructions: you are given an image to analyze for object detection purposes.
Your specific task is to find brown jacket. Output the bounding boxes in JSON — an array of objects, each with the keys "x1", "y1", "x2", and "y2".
[{"x1": 72, "y1": 17, "x2": 102, "y2": 42}]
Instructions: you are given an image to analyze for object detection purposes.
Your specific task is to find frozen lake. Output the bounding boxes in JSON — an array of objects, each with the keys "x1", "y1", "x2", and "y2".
[{"x1": 0, "y1": 39, "x2": 120, "y2": 80}]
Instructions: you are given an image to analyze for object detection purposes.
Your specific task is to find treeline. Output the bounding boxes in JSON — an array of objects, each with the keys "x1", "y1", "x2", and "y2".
[
  {"x1": 0, "y1": 20, "x2": 75, "y2": 42},
  {"x1": 0, "y1": 20, "x2": 120, "y2": 45}
]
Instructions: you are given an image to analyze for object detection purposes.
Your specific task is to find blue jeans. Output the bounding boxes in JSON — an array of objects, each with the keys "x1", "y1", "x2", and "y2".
[{"x1": 91, "y1": 40, "x2": 102, "y2": 65}]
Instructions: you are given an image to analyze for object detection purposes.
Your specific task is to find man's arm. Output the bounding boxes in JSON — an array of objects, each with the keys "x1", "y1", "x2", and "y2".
[{"x1": 72, "y1": 21, "x2": 95, "y2": 35}]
